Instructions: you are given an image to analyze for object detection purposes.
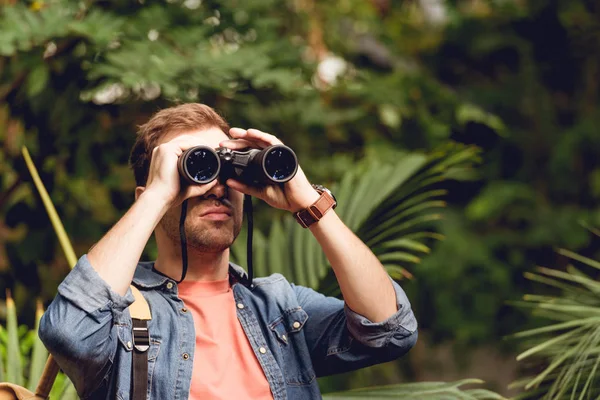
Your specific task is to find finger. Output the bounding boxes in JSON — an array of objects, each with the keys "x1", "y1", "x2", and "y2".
[
  {"x1": 223, "y1": 132, "x2": 268, "y2": 149},
  {"x1": 245, "y1": 129, "x2": 283, "y2": 146},
  {"x1": 229, "y1": 128, "x2": 247, "y2": 138},
  {"x1": 225, "y1": 179, "x2": 262, "y2": 198},
  {"x1": 170, "y1": 136, "x2": 211, "y2": 152},
  {"x1": 182, "y1": 179, "x2": 218, "y2": 200},
  {"x1": 219, "y1": 139, "x2": 255, "y2": 150},
  {"x1": 229, "y1": 127, "x2": 283, "y2": 148},
  {"x1": 153, "y1": 138, "x2": 203, "y2": 159}
]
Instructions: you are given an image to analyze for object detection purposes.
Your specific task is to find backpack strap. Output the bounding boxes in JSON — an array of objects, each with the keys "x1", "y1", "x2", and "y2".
[
  {"x1": 130, "y1": 285, "x2": 151, "y2": 400},
  {"x1": 32, "y1": 356, "x2": 60, "y2": 399}
]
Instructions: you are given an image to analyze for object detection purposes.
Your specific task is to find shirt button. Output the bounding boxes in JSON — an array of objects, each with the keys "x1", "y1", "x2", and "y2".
[
  {"x1": 183, "y1": 353, "x2": 190, "y2": 360},
  {"x1": 166, "y1": 282, "x2": 174, "y2": 290},
  {"x1": 259, "y1": 347, "x2": 267, "y2": 354},
  {"x1": 237, "y1": 303, "x2": 245, "y2": 309},
  {"x1": 181, "y1": 307, "x2": 188, "y2": 313},
  {"x1": 126, "y1": 341, "x2": 132, "y2": 350},
  {"x1": 292, "y1": 321, "x2": 301, "y2": 329}
]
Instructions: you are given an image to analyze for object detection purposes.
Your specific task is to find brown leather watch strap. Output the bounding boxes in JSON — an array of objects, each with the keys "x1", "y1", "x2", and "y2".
[{"x1": 294, "y1": 191, "x2": 336, "y2": 228}]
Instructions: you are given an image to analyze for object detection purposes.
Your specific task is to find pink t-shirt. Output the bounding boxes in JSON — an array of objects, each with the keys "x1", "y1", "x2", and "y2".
[{"x1": 177, "y1": 277, "x2": 274, "y2": 400}]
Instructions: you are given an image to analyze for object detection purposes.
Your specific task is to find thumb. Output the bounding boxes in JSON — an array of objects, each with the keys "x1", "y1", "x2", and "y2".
[
  {"x1": 225, "y1": 179, "x2": 263, "y2": 198},
  {"x1": 181, "y1": 180, "x2": 218, "y2": 201}
]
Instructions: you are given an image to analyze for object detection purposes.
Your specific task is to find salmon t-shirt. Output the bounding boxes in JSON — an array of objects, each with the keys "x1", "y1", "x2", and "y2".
[{"x1": 177, "y1": 277, "x2": 274, "y2": 400}]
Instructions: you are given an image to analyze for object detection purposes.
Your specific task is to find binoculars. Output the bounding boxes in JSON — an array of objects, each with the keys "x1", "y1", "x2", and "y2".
[{"x1": 178, "y1": 144, "x2": 298, "y2": 185}]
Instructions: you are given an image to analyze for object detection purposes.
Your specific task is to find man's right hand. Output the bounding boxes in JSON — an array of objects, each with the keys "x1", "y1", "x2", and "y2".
[
  {"x1": 88, "y1": 135, "x2": 219, "y2": 295},
  {"x1": 143, "y1": 135, "x2": 218, "y2": 208}
]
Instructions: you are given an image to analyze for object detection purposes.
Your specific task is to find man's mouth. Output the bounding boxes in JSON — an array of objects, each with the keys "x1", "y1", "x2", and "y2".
[{"x1": 199, "y1": 203, "x2": 232, "y2": 221}]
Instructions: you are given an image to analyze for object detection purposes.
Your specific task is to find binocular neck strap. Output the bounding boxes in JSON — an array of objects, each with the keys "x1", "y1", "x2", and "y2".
[
  {"x1": 176, "y1": 196, "x2": 254, "y2": 287},
  {"x1": 244, "y1": 194, "x2": 254, "y2": 286},
  {"x1": 176, "y1": 199, "x2": 189, "y2": 284}
]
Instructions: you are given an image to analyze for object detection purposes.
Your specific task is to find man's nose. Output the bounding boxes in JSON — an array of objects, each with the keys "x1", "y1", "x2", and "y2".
[{"x1": 204, "y1": 179, "x2": 228, "y2": 199}]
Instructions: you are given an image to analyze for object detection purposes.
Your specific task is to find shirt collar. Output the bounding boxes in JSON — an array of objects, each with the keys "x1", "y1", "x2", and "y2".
[{"x1": 132, "y1": 261, "x2": 249, "y2": 289}]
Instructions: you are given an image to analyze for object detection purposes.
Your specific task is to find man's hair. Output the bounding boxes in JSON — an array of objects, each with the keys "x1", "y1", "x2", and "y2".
[{"x1": 129, "y1": 103, "x2": 230, "y2": 187}]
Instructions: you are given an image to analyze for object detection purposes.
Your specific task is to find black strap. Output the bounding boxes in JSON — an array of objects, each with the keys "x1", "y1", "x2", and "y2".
[
  {"x1": 177, "y1": 199, "x2": 189, "y2": 283},
  {"x1": 244, "y1": 194, "x2": 254, "y2": 286},
  {"x1": 131, "y1": 318, "x2": 149, "y2": 400}
]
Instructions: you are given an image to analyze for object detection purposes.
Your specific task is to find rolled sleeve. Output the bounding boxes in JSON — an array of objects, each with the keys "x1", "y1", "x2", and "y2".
[
  {"x1": 344, "y1": 279, "x2": 417, "y2": 348},
  {"x1": 58, "y1": 254, "x2": 135, "y2": 314}
]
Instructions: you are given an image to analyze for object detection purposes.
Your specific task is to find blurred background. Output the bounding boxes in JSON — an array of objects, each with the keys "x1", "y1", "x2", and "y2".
[{"x1": 2, "y1": 0, "x2": 600, "y2": 398}]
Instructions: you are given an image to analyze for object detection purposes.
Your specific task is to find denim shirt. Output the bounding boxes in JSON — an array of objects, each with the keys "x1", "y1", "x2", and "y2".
[{"x1": 39, "y1": 255, "x2": 418, "y2": 399}]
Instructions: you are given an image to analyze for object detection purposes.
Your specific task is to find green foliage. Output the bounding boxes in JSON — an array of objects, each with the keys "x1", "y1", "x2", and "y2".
[
  {"x1": 511, "y1": 244, "x2": 600, "y2": 399},
  {"x1": 2, "y1": 0, "x2": 600, "y2": 394},
  {"x1": 0, "y1": 294, "x2": 76, "y2": 399},
  {"x1": 409, "y1": 0, "x2": 600, "y2": 344},
  {"x1": 323, "y1": 379, "x2": 504, "y2": 399},
  {"x1": 231, "y1": 143, "x2": 479, "y2": 295}
]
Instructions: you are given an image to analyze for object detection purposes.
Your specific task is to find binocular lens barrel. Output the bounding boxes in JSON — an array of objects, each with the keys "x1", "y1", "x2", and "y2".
[
  {"x1": 261, "y1": 146, "x2": 298, "y2": 182},
  {"x1": 178, "y1": 144, "x2": 298, "y2": 185},
  {"x1": 178, "y1": 146, "x2": 220, "y2": 184}
]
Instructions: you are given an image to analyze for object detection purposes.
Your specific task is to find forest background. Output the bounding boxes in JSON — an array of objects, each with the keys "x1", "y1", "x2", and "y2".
[{"x1": 1, "y1": 0, "x2": 600, "y2": 397}]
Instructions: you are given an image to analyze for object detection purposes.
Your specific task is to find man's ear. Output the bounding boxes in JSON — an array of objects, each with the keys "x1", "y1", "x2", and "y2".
[{"x1": 135, "y1": 186, "x2": 145, "y2": 201}]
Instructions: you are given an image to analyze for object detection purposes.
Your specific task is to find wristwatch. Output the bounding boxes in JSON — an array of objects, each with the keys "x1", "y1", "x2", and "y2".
[{"x1": 294, "y1": 184, "x2": 337, "y2": 228}]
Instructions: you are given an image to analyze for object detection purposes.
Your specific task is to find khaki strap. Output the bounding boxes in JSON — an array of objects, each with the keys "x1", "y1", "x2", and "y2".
[
  {"x1": 33, "y1": 355, "x2": 60, "y2": 398},
  {"x1": 129, "y1": 286, "x2": 151, "y2": 320},
  {"x1": 29, "y1": 285, "x2": 152, "y2": 400},
  {"x1": 129, "y1": 286, "x2": 151, "y2": 400}
]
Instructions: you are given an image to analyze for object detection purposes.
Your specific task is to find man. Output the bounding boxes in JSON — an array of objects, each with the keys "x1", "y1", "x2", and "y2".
[{"x1": 39, "y1": 103, "x2": 417, "y2": 399}]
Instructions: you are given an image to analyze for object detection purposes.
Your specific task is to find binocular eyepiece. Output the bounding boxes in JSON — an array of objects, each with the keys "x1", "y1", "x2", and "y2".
[{"x1": 178, "y1": 144, "x2": 298, "y2": 185}]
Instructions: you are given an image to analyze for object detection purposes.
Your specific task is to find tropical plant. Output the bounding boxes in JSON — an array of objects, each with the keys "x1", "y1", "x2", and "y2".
[
  {"x1": 322, "y1": 379, "x2": 503, "y2": 400},
  {"x1": 0, "y1": 147, "x2": 79, "y2": 398},
  {"x1": 231, "y1": 142, "x2": 480, "y2": 295},
  {"x1": 511, "y1": 243, "x2": 600, "y2": 399},
  {"x1": 0, "y1": 293, "x2": 77, "y2": 399}
]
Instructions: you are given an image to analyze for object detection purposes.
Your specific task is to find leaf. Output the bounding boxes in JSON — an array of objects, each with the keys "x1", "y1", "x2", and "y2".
[
  {"x1": 27, "y1": 300, "x2": 48, "y2": 391},
  {"x1": 5, "y1": 291, "x2": 23, "y2": 386},
  {"x1": 22, "y1": 147, "x2": 78, "y2": 268},
  {"x1": 323, "y1": 379, "x2": 504, "y2": 399},
  {"x1": 59, "y1": 377, "x2": 78, "y2": 400},
  {"x1": 456, "y1": 103, "x2": 506, "y2": 136},
  {"x1": 514, "y1": 248, "x2": 600, "y2": 397},
  {"x1": 26, "y1": 64, "x2": 49, "y2": 97}
]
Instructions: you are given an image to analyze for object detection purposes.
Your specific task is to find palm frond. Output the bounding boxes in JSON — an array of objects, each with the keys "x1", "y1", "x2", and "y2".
[
  {"x1": 322, "y1": 379, "x2": 504, "y2": 399},
  {"x1": 513, "y1": 248, "x2": 600, "y2": 399},
  {"x1": 231, "y1": 143, "x2": 479, "y2": 295}
]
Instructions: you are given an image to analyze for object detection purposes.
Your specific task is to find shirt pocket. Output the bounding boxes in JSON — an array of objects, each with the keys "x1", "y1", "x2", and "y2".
[
  {"x1": 115, "y1": 324, "x2": 162, "y2": 399},
  {"x1": 269, "y1": 307, "x2": 316, "y2": 386}
]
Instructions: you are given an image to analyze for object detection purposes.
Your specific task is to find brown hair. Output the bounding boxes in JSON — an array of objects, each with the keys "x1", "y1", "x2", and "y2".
[{"x1": 129, "y1": 103, "x2": 230, "y2": 186}]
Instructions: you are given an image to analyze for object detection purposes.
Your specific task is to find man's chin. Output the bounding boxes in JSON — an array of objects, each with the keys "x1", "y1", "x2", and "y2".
[
  {"x1": 186, "y1": 228, "x2": 237, "y2": 252},
  {"x1": 189, "y1": 238, "x2": 234, "y2": 253}
]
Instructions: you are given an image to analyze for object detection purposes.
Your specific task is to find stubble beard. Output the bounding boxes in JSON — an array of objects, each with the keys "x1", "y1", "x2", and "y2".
[{"x1": 160, "y1": 207, "x2": 243, "y2": 253}]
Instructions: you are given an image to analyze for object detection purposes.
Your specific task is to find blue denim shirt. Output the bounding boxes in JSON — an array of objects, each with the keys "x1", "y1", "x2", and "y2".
[{"x1": 39, "y1": 255, "x2": 417, "y2": 399}]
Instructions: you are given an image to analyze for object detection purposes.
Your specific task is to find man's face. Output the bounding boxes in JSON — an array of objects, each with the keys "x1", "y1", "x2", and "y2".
[{"x1": 156, "y1": 127, "x2": 244, "y2": 253}]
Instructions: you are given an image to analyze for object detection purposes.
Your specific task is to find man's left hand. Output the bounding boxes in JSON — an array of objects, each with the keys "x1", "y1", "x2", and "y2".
[{"x1": 219, "y1": 128, "x2": 320, "y2": 213}]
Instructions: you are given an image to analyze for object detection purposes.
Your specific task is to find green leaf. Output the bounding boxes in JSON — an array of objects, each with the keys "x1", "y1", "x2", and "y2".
[
  {"x1": 22, "y1": 147, "x2": 78, "y2": 268},
  {"x1": 5, "y1": 292, "x2": 23, "y2": 386},
  {"x1": 27, "y1": 301, "x2": 48, "y2": 391},
  {"x1": 456, "y1": 103, "x2": 506, "y2": 136},
  {"x1": 26, "y1": 65, "x2": 49, "y2": 97},
  {"x1": 323, "y1": 379, "x2": 504, "y2": 399},
  {"x1": 514, "y1": 249, "x2": 600, "y2": 397}
]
